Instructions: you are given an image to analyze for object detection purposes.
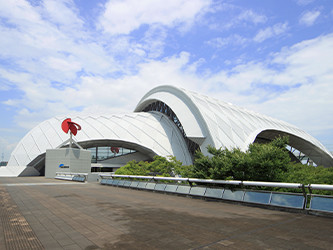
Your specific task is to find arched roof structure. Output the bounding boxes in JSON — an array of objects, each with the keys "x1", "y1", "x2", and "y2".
[
  {"x1": 3, "y1": 85, "x2": 333, "y2": 177},
  {"x1": 135, "y1": 85, "x2": 333, "y2": 167},
  {"x1": 4, "y1": 112, "x2": 192, "y2": 176}
]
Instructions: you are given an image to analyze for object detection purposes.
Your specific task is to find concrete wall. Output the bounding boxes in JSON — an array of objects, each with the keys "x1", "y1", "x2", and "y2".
[{"x1": 45, "y1": 148, "x2": 91, "y2": 178}]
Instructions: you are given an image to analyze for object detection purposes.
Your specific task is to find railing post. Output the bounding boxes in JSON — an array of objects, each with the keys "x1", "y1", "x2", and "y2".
[
  {"x1": 301, "y1": 184, "x2": 307, "y2": 210},
  {"x1": 307, "y1": 184, "x2": 313, "y2": 210}
]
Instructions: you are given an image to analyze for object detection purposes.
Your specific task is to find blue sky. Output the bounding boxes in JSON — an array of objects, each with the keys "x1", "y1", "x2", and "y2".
[{"x1": 0, "y1": 0, "x2": 333, "y2": 161}]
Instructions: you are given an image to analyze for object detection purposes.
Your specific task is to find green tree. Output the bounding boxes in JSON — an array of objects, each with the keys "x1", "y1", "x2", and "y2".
[
  {"x1": 115, "y1": 155, "x2": 185, "y2": 177},
  {"x1": 283, "y1": 163, "x2": 333, "y2": 185},
  {"x1": 149, "y1": 155, "x2": 173, "y2": 176},
  {"x1": 190, "y1": 136, "x2": 291, "y2": 181},
  {"x1": 191, "y1": 150, "x2": 214, "y2": 179},
  {"x1": 246, "y1": 141, "x2": 290, "y2": 181},
  {"x1": 225, "y1": 147, "x2": 248, "y2": 180},
  {"x1": 115, "y1": 160, "x2": 150, "y2": 176},
  {"x1": 173, "y1": 164, "x2": 194, "y2": 178}
]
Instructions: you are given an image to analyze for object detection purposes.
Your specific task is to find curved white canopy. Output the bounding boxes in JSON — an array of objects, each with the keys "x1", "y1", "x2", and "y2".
[
  {"x1": 135, "y1": 85, "x2": 333, "y2": 167},
  {"x1": 5, "y1": 112, "x2": 192, "y2": 176}
]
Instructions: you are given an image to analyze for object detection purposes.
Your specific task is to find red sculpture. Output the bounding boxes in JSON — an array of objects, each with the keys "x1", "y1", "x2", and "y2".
[
  {"x1": 111, "y1": 147, "x2": 120, "y2": 154},
  {"x1": 61, "y1": 118, "x2": 81, "y2": 136}
]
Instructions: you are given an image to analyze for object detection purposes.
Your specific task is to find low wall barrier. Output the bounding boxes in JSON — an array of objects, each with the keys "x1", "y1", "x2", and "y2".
[
  {"x1": 55, "y1": 172, "x2": 88, "y2": 182},
  {"x1": 99, "y1": 174, "x2": 333, "y2": 215}
]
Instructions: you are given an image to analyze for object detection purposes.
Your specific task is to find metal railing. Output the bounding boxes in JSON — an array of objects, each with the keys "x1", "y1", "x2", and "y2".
[
  {"x1": 55, "y1": 172, "x2": 88, "y2": 182},
  {"x1": 99, "y1": 174, "x2": 333, "y2": 215}
]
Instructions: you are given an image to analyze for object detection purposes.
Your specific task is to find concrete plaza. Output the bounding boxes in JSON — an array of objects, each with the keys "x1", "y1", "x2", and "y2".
[{"x1": 0, "y1": 177, "x2": 332, "y2": 249}]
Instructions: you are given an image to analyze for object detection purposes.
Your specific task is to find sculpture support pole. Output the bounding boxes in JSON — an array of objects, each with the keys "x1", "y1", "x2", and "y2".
[{"x1": 70, "y1": 132, "x2": 73, "y2": 148}]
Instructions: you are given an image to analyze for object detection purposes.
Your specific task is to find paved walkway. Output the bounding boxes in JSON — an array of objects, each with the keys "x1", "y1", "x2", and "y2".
[{"x1": 0, "y1": 177, "x2": 332, "y2": 249}]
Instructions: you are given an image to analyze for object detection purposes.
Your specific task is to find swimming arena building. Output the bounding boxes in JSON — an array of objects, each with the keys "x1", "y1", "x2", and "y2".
[{"x1": 2, "y1": 85, "x2": 333, "y2": 176}]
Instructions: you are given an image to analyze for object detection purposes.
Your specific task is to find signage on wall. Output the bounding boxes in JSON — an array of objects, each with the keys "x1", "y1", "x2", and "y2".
[{"x1": 59, "y1": 164, "x2": 69, "y2": 169}]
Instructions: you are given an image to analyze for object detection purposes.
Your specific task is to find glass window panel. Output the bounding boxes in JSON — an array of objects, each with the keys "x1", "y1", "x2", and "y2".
[
  {"x1": 100, "y1": 179, "x2": 107, "y2": 184},
  {"x1": 112, "y1": 179, "x2": 119, "y2": 186},
  {"x1": 123, "y1": 180, "x2": 131, "y2": 187},
  {"x1": 244, "y1": 191, "x2": 271, "y2": 204},
  {"x1": 155, "y1": 183, "x2": 167, "y2": 191},
  {"x1": 176, "y1": 185, "x2": 191, "y2": 194},
  {"x1": 310, "y1": 196, "x2": 333, "y2": 212},
  {"x1": 87, "y1": 146, "x2": 137, "y2": 162},
  {"x1": 122, "y1": 148, "x2": 132, "y2": 154},
  {"x1": 223, "y1": 189, "x2": 244, "y2": 201},
  {"x1": 106, "y1": 179, "x2": 113, "y2": 185},
  {"x1": 146, "y1": 183, "x2": 156, "y2": 190},
  {"x1": 164, "y1": 184, "x2": 178, "y2": 192},
  {"x1": 137, "y1": 182, "x2": 147, "y2": 189},
  {"x1": 190, "y1": 187, "x2": 206, "y2": 196},
  {"x1": 88, "y1": 147, "x2": 97, "y2": 163},
  {"x1": 205, "y1": 188, "x2": 223, "y2": 198},
  {"x1": 270, "y1": 193, "x2": 304, "y2": 208},
  {"x1": 130, "y1": 181, "x2": 139, "y2": 188},
  {"x1": 117, "y1": 180, "x2": 125, "y2": 186}
]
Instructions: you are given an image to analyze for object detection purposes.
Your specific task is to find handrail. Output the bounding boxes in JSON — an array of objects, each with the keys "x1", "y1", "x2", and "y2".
[
  {"x1": 106, "y1": 175, "x2": 304, "y2": 189},
  {"x1": 241, "y1": 181, "x2": 303, "y2": 189},
  {"x1": 188, "y1": 178, "x2": 242, "y2": 185},
  {"x1": 100, "y1": 174, "x2": 154, "y2": 180},
  {"x1": 309, "y1": 184, "x2": 333, "y2": 191}
]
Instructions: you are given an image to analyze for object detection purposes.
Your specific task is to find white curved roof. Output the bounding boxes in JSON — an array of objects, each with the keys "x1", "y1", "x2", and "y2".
[
  {"x1": 7, "y1": 112, "x2": 192, "y2": 172},
  {"x1": 135, "y1": 85, "x2": 333, "y2": 167}
]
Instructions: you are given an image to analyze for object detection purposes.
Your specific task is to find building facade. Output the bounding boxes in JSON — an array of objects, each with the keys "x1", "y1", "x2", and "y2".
[{"x1": 2, "y1": 85, "x2": 333, "y2": 177}]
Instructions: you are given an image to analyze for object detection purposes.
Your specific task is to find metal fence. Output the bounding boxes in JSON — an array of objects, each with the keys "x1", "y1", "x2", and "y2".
[
  {"x1": 99, "y1": 174, "x2": 333, "y2": 214},
  {"x1": 55, "y1": 172, "x2": 87, "y2": 182}
]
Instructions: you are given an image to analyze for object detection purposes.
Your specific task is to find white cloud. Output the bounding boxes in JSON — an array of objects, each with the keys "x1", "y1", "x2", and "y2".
[
  {"x1": 220, "y1": 9, "x2": 267, "y2": 30},
  {"x1": 42, "y1": 0, "x2": 84, "y2": 32},
  {"x1": 98, "y1": 0, "x2": 212, "y2": 35},
  {"x1": 299, "y1": 10, "x2": 320, "y2": 26},
  {"x1": 0, "y1": 0, "x2": 119, "y2": 83},
  {"x1": 237, "y1": 10, "x2": 267, "y2": 24},
  {"x1": 44, "y1": 56, "x2": 82, "y2": 74},
  {"x1": 272, "y1": 34, "x2": 333, "y2": 81},
  {"x1": 3, "y1": 51, "x2": 198, "y2": 130},
  {"x1": 206, "y1": 34, "x2": 248, "y2": 49},
  {"x1": 254, "y1": 22, "x2": 288, "y2": 42},
  {"x1": 141, "y1": 25, "x2": 168, "y2": 58}
]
